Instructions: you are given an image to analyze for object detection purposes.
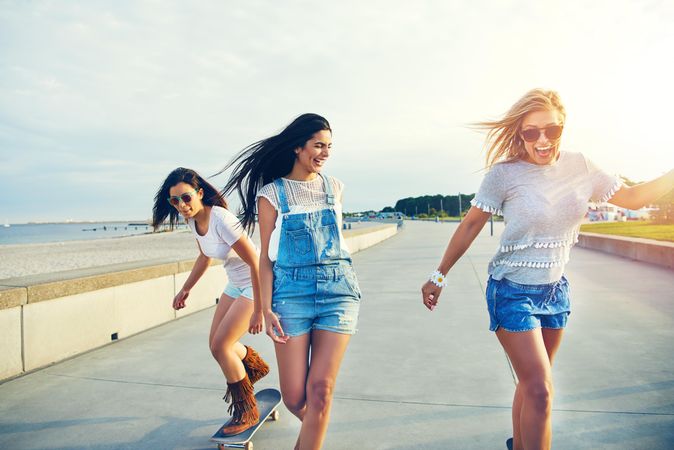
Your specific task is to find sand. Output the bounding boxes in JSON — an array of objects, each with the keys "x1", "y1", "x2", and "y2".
[
  {"x1": 0, "y1": 230, "x2": 200, "y2": 280},
  {"x1": 0, "y1": 221, "x2": 378, "y2": 280}
]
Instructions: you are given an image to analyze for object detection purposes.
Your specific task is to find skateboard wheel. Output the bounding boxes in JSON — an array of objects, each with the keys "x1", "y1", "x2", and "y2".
[
  {"x1": 245, "y1": 442, "x2": 253, "y2": 450},
  {"x1": 271, "y1": 410, "x2": 280, "y2": 421}
]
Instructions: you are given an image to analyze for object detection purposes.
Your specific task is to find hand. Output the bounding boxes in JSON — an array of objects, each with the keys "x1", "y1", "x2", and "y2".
[
  {"x1": 173, "y1": 289, "x2": 189, "y2": 310},
  {"x1": 264, "y1": 311, "x2": 289, "y2": 344},
  {"x1": 421, "y1": 280, "x2": 442, "y2": 311},
  {"x1": 248, "y1": 310, "x2": 264, "y2": 334}
]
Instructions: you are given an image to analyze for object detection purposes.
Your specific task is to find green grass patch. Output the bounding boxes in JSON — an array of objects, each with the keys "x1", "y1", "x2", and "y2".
[{"x1": 580, "y1": 221, "x2": 674, "y2": 243}]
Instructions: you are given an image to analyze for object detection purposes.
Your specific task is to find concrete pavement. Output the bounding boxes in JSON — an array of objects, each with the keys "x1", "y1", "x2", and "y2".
[{"x1": 1, "y1": 221, "x2": 673, "y2": 449}]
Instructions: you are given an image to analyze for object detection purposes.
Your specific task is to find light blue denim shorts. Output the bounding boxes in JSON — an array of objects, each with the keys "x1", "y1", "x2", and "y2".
[
  {"x1": 272, "y1": 263, "x2": 361, "y2": 337},
  {"x1": 486, "y1": 276, "x2": 571, "y2": 332},
  {"x1": 223, "y1": 283, "x2": 254, "y2": 301}
]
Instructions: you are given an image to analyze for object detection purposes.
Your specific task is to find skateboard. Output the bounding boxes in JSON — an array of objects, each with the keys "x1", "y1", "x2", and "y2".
[{"x1": 211, "y1": 388, "x2": 282, "y2": 450}]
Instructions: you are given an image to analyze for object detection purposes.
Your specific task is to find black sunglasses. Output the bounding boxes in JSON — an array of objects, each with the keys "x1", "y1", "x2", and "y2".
[{"x1": 521, "y1": 125, "x2": 563, "y2": 143}]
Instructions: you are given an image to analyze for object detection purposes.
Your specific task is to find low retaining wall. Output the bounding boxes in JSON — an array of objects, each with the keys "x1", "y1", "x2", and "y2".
[
  {"x1": 0, "y1": 224, "x2": 398, "y2": 382},
  {"x1": 577, "y1": 232, "x2": 674, "y2": 270}
]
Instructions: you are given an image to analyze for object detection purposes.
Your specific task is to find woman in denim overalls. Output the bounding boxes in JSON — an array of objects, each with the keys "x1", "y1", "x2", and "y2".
[{"x1": 223, "y1": 113, "x2": 361, "y2": 450}]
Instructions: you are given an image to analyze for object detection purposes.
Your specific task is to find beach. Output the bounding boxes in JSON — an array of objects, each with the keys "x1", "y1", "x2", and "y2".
[
  {"x1": 0, "y1": 222, "x2": 377, "y2": 280},
  {"x1": 0, "y1": 230, "x2": 199, "y2": 280}
]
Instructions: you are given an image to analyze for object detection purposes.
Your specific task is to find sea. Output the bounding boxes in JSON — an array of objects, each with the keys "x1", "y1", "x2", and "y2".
[{"x1": 0, "y1": 222, "x2": 188, "y2": 245}]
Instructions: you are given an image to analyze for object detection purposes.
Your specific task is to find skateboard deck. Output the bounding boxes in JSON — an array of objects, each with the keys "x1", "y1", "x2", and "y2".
[{"x1": 211, "y1": 388, "x2": 282, "y2": 450}]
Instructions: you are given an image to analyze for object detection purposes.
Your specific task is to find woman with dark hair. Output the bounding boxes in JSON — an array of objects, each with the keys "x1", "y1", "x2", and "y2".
[
  {"x1": 152, "y1": 167, "x2": 269, "y2": 436},
  {"x1": 223, "y1": 113, "x2": 361, "y2": 450}
]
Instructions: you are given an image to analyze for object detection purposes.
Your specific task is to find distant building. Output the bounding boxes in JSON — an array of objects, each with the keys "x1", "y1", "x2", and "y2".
[
  {"x1": 377, "y1": 212, "x2": 404, "y2": 219},
  {"x1": 587, "y1": 204, "x2": 655, "y2": 222}
]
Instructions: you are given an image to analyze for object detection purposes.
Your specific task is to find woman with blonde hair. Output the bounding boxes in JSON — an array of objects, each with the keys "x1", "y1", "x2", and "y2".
[{"x1": 421, "y1": 89, "x2": 674, "y2": 450}]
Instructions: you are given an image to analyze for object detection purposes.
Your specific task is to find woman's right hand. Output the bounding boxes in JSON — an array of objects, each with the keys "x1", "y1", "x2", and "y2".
[
  {"x1": 248, "y1": 310, "x2": 264, "y2": 335},
  {"x1": 264, "y1": 311, "x2": 289, "y2": 344},
  {"x1": 421, "y1": 280, "x2": 441, "y2": 311},
  {"x1": 173, "y1": 289, "x2": 189, "y2": 310}
]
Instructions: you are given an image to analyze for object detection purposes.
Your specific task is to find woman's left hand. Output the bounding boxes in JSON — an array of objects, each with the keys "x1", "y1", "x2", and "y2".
[
  {"x1": 248, "y1": 310, "x2": 264, "y2": 334},
  {"x1": 421, "y1": 280, "x2": 441, "y2": 311}
]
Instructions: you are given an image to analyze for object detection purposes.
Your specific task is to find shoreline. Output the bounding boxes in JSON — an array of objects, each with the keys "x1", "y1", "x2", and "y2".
[
  {"x1": 0, "y1": 228, "x2": 189, "y2": 250},
  {"x1": 0, "y1": 230, "x2": 199, "y2": 280},
  {"x1": 10, "y1": 220, "x2": 150, "y2": 225},
  {"x1": 0, "y1": 222, "x2": 190, "y2": 247},
  {"x1": 0, "y1": 222, "x2": 381, "y2": 280}
]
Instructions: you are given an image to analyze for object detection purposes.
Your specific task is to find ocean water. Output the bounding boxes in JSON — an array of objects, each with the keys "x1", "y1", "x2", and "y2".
[{"x1": 0, "y1": 222, "x2": 188, "y2": 245}]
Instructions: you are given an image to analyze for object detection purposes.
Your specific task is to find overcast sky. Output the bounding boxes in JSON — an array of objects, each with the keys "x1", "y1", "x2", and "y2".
[{"x1": 1, "y1": 0, "x2": 673, "y2": 223}]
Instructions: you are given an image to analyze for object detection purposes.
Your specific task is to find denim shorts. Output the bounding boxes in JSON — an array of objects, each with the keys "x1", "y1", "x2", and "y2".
[
  {"x1": 223, "y1": 283, "x2": 254, "y2": 301},
  {"x1": 485, "y1": 276, "x2": 571, "y2": 332},
  {"x1": 272, "y1": 263, "x2": 361, "y2": 337}
]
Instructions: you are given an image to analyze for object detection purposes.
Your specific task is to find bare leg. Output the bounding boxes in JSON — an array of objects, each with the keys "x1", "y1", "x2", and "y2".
[
  {"x1": 510, "y1": 328, "x2": 564, "y2": 450},
  {"x1": 541, "y1": 328, "x2": 564, "y2": 365},
  {"x1": 274, "y1": 334, "x2": 311, "y2": 420},
  {"x1": 497, "y1": 328, "x2": 556, "y2": 450},
  {"x1": 273, "y1": 334, "x2": 311, "y2": 450},
  {"x1": 209, "y1": 294, "x2": 253, "y2": 381},
  {"x1": 299, "y1": 330, "x2": 351, "y2": 450}
]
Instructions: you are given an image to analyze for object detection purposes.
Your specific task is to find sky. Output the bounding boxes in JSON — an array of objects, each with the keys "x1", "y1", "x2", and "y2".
[{"x1": 1, "y1": 0, "x2": 673, "y2": 223}]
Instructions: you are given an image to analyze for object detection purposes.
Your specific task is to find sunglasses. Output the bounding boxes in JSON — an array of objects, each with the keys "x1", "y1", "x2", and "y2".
[
  {"x1": 520, "y1": 125, "x2": 563, "y2": 143},
  {"x1": 167, "y1": 189, "x2": 199, "y2": 207}
]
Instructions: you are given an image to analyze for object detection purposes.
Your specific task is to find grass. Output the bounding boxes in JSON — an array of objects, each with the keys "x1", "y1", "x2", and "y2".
[{"x1": 580, "y1": 221, "x2": 674, "y2": 243}]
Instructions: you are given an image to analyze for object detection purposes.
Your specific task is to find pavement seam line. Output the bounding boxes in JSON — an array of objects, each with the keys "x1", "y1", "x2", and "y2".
[
  {"x1": 45, "y1": 372, "x2": 224, "y2": 392},
  {"x1": 333, "y1": 396, "x2": 674, "y2": 416},
  {"x1": 33, "y1": 374, "x2": 674, "y2": 418}
]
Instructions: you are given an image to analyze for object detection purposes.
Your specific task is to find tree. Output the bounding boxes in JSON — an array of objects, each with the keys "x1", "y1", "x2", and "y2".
[
  {"x1": 381, "y1": 206, "x2": 395, "y2": 212},
  {"x1": 393, "y1": 193, "x2": 475, "y2": 217},
  {"x1": 620, "y1": 174, "x2": 673, "y2": 224},
  {"x1": 652, "y1": 189, "x2": 674, "y2": 224},
  {"x1": 619, "y1": 175, "x2": 640, "y2": 187}
]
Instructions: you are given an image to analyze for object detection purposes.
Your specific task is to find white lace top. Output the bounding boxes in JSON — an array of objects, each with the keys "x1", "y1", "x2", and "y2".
[
  {"x1": 471, "y1": 151, "x2": 622, "y2": 284},
  {"x1": 257, "y1": 176, "x2": 344, "y2": 212},
  {"x1": 257, "y1": 176, "x2": 349, "y2": 261}
]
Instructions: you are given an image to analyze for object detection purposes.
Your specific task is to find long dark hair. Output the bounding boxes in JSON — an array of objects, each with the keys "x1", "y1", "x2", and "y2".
[
  {"x1": 152, "y1": 167, "x2": 228, "y2": 230},
  {"x1": 221, "y1": 113, "x2": 331, "y2": 232}
]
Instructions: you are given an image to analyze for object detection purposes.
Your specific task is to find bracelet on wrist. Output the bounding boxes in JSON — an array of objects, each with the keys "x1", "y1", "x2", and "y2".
[{"x1": 429, "y1": 270, "x2": 448, "y2": 288}]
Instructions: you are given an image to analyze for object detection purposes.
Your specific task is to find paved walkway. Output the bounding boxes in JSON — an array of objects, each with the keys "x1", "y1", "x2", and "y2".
[{"x1": 1, "y1": 221, "x2": 673, "y2": 449}]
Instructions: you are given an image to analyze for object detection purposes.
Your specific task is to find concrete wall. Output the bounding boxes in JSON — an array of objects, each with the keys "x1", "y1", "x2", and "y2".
[
  {"x1": 577, "y1": 232, "x2": 674, "y2": 270},
  {"x1": 19, "y1": 270, "x2": 224, "y2": 373},
  {"x1": 345, "y1": 224, "x2": 399, "y2": 254},
  {"x1": 0, "y1": 306, "x2": 22, "y2": 380},
  {"x1": 0, "y1": 223, "x2": 397, "y2": 382}
]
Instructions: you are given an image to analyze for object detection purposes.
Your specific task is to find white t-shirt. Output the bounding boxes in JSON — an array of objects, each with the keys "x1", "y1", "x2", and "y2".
[
  {"x1": 256, "y1": 176, "x2": 349, "y2": 262},
  {"x1": 187, "y1": 206, "x2": 256, "y2": 287},
  {"x1": 471, "y1": 151, "x2": 622, "y2": 284}
]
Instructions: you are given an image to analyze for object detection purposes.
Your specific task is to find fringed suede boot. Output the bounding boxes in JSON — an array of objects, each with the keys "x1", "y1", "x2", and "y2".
[
  {"x1": 222, "y1": 346, "x2": 269, "y2": 405},
  {"x1": 242, "y1": 345, "x2": 270, "y2": 385},
  {"x1": 220, "y1": 375, "x2": 259, "y2": 436}
]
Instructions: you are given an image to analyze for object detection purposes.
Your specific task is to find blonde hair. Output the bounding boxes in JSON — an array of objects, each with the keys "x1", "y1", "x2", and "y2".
[{"x1": 476, "y1": 89, "x2": 566, "y2": 169}]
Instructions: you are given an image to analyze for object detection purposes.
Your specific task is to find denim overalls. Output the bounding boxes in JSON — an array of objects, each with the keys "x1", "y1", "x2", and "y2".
[{"x1": 271, "y1": 174, "x2": 361, "y2": 337}]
